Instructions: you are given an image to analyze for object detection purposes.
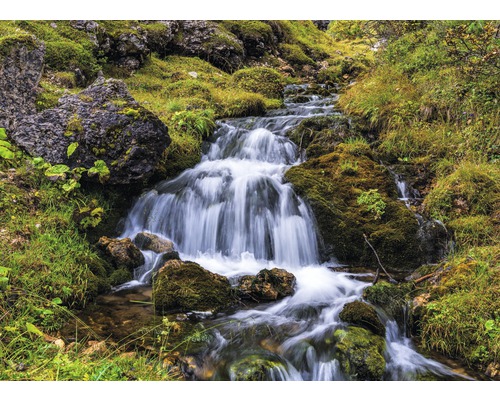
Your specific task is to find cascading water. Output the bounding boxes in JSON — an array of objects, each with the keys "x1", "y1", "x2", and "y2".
[{"x1": 118, "y1": 84, "x2": 464, "y2": 380}]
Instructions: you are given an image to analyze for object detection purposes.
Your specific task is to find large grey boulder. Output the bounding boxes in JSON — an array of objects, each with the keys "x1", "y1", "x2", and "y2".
[
  {"x1": 10, "y1": 77, "x2": 170, "y2": 185},
  {"x1": 0, "y1": 35, "x2": 45, "y2": 131}
]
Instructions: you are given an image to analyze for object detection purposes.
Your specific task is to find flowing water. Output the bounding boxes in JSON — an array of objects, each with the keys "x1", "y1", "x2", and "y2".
[{"x1": 117, "y1": 85, "x2": 466, "y2": 380}]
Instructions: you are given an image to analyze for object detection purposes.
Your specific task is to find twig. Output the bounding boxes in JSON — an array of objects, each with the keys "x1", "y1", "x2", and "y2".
[
  {"x1": 414, "y1": 273, "x2": 435, "y2": 284},
  {"x1": 363, "y1": 233, "x2": 397, "y2": 284}
]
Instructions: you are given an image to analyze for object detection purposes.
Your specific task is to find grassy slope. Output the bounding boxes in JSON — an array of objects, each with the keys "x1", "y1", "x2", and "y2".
[{"x1": 336, "y1": 21, "x2": 499, "y2": 372}]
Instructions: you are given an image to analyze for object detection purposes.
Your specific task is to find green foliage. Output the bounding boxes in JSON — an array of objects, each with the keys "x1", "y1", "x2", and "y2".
[
  {"x1": 279, "y1": 43, "x2": 315, "y2": 66},
  {"x1": 357, "y1": 189, "x2": 387, "y2": 220},
  {"x1": 171, "y1": 109, "x2": 216, "y2": 139},
  {"x1": 0, "y1": 129, "x2": 15, "y2": 160},
  {"x1": 87, "y1": 160, "x2": 110, "y2": 184}
]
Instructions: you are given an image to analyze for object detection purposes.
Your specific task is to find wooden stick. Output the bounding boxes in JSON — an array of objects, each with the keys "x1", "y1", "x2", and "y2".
[
  {"x1": 363, "y1": 233, "x2": 397, "y2": 283},
  {"x1": 414, "y1": 273, "x2": 435, "y2": 284}
]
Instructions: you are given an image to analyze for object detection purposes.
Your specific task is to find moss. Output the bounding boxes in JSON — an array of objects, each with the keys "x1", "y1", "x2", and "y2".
[
  {"x1": 285, "y1": 145, "x2": 422, "y2": 271},
  {"x1": 0, "y1": 33, "x2": 39, "y2": 60},
  {"x1": 152, "y1": 260, "x2": 234, "y2": 314},
  {"x1": 333, "y1": 326, "x2": 386, "y2": 380},
  {"x1": 279, "y1": 43, "x2": 315, "y2": 66},
  {"x1": 363, "y1": 281, "x2": 415, "y2": 325},
  {"x1": 44, "y1": 40, "x2": 99, "y2": 80},
  {"x1": 228, "y1": 353, "x2": 286, "y2": 381},
  {"x1": 230, "y1": 67, "x2": 285, "y2": 100},
  {"x1": 108, "y1": 267, "x2": 132, "y2": 287},
  {"x1": 65, "y1": 114, "x2": 84, "y2": 137},
  {"x1": 339, "y1": 301, "x2": 386, "y2": 336},
  {"x1": 287, "y1": 115, "x2": 358, "y2": 158}
]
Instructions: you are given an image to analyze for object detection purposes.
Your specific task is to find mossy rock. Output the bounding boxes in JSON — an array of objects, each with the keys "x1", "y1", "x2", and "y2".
[
  {"x1": 230, "y1": 67, "x2": 285, "y2": 100},
  {"x1": 287, "y1": 115, "x2": 358, "y2": 158},
  {"x1": 333, "y1": 326, "x2": 386, "y2": 380},
  {"x1": 0, "y1": 33, "x2": 39, "y2": 60},
  {"x1": 363, "y1": 281, "x2": 415, "y2": 325},
  {"x1": 228, "y1": 353, "x2": 287, "y2": 381},
  {"x1": 339, "y1": 301, "x2": 386, "y2": 336},
  {"x1": 152, "y1": 259, "x2": 234, "y2": 314},
  {"x1": 285, "y1": 145, "x2": 423, "y2": 272}
]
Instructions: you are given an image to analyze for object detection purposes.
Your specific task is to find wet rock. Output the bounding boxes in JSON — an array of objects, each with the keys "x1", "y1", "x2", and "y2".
[
  {"x1": 339, "y1": 301, "x2": 386, "y2": 337},
  {"x1": 228, "y1": 353, "x2": 287, "y2": 381},
  {"x1": 153, "y1": 260, "x2": 234, "y2": 314},
  {"x1": 134, "y1": 232, "x2": 174, "y2": 253},
  {"x1": 0, "y1": 34, "x2": 45, "y2": 131},
  {"x1": 334, "y1": 326, "x2": 386, "y2": 380},
  {"x1": 313, "y1": 20, "x2": 331, "y2": 31},
  {"x1": 10, "y1": 77, "x2": 170, "y2": 185},
  {"x1": 363, "y1": 281, "x2": 415, "y2": 329},
  {"x1": 237, "y1": 268, "x2": 296, "y2": 301},
  {"x1": 285, "y1": 144, "x2": 427, "y2": 272},
  {"x1": 97, "y1": 236, "x2": 145, "y2": 271}
]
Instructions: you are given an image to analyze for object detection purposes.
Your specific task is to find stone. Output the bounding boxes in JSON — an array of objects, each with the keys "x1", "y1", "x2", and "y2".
[
  {"x1": 485, "y1": 362, "x2": 500, "y2": 378},
  {"x1": 0, "y1": 35, "x2": 45, "y2": 131},
  {"x1": 339, "y1": 300, "x2": 386, "y2": 337},
  {"x1": 152, "y1": 259, "x2": 234, "y2": 314},
  {"x1": 237, "y1": 268, "x2": 296, "y2": 301},
  {"x1": 228, "y1": 353, "x2": 287, "y2": 381},
  {"x1": 134, "y1": 232, "x2": 175, "y2": 253},
  {"x1": 10, "y1": 77, "x2": 170, "y2": 185},
  {"x1": 97, "y1": 236, "x2": 145, "y2": 271},
  {"x1": 169, "y1": 20, "x2": 245, "y2": 72},
  {"x1": 334, "y1": 326, "x2": 386, "y2": 380}
]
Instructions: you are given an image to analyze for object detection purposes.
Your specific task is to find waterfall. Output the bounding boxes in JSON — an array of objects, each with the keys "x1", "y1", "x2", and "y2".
[{"x1": 118, "y1": 84, "x2": 463, "y2": 380}]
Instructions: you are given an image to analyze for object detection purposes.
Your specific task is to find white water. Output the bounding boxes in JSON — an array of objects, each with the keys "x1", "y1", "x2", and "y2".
[{"x1": 119, "y1": 85, "x2": 462, "y2": 380}]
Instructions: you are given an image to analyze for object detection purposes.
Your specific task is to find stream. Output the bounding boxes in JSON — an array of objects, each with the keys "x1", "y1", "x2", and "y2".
[{"x1": 93, "y1": 85, "x2": 470, "y2": 380}]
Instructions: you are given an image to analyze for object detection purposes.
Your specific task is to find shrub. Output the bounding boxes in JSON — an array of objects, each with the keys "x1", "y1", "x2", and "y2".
[{"x1": 357, "y1": 189, "x2": 387, "y2": 220}]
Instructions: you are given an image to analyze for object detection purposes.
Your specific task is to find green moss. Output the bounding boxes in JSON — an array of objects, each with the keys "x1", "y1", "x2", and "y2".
[
  {"x1": 279, "y1": 43, "x2": 315, "y2": 66},
  {"x1": 339, "y1": 301, "x2": 386, "y2": 336},
  {"x1": 228, "y1": 353, "x2": 286, "y2": 381},
  {"x1": 334, "y1": 326, "x2": 386, "y2": 380},
  {"x1": 230, "y1": 67, "x2": 285, "y2": 100},
  {"x1": 285, "y1": 146, "x2": 422, "y2": 271},
  {"x1": 363, "y1": 281, "x2": 415, "y2": 324},
  {"x1": 152, "y1": 260, "x2": 234, "y2": 314},
  {"x1": 44, "y1": 40, "x2": 99, "y2": 80},
  {"x1": 0, "y1": 33, "x2": 38, "y2": 60}
]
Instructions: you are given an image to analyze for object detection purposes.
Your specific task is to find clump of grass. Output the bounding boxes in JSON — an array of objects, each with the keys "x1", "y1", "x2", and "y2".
[{"x1": 230, "y1": 67, "x2": 285, "y2": 99}]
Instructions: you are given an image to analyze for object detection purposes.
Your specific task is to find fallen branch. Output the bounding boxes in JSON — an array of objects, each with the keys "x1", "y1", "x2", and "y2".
[
  {"x1": 414, "y1": 273, "x2": 435, "y2": 284},
  {"x1": 363, "y1": 233, "x2": 397, "y2": 284}
]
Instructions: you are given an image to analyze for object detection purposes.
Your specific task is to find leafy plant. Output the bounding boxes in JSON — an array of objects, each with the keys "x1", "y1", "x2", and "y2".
[
  {"x1": 87, "y1": 160, "x2": 110, "y2": 184},
  {"x1": 357, "y1": 189, "x2": 387, "y2": 220},
  {"x1": 0, "y1": 128, "x2": 15, "y2": 160}
]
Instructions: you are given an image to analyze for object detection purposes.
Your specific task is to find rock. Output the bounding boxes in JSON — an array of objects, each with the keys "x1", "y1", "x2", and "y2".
[
  {"x1": 221, "y1": 21, "x2": 277, "y2": 58},
  {"x1": 134, "y1": 232, "x2": 174, "y2": 253},
  {"x1": 97, "y1": 236, "x2": 145, "y2": 271},
  {"x1": 339, "y1": 300, "x2": 386, "y2": 337},
  {"x1": 0, "y1": 34, "x2": 45, "y2": 131},
  {"x1": 313, "y1": 21, "x2": 331, "y2": 31},
  {"x1": 363, "y1": 281, "x2": 415, "y2": 329},
  {"x1": 10, "y1": 77, "x2": 170, "y2": 185},
  {"x1": 152, "y1": 259, "x2": 234, "y2": 314},
  {"x1": 285, "y1": 144, "x2": 427, "y2": 272},
  {"x1": 237, "y1": 268, "x2": 296, "y2": 301},
  {"x1": 485, "y1": 362, "x2": 500, "y2": 378},
  {"x1": 334, "y1": 326, "x2": 386, "y2": 380},
  {"x1": 82, "y1": 340, "x2": 107, "y2": 356},
  {"x1": 228, "y1": 353, "x2": 287, "y2": 381},
  {"x1": 169, "y1": 20, "x2": 245, "y2": 72}
]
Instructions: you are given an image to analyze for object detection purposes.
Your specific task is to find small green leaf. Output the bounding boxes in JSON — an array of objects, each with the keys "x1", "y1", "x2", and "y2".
[
  {"x1": 45, "y1": 164, "x2": 70, "y2": 179},
  {"x1": 0, "y1": 140, "x2": 11, "y2": 148},
  {"x1": 67, "y1": 142, "x2": 79, "y2": 158},
  {"x1": 26, "y1": 322, "x2": 44, "y2": 337},
  {"x1": 0, "y1": 266, "x2": 12, "y2": 276},
  {"x1": 0, "y1": 128, "x2": 7, "y2": 140},
  {"x1": 485, "y1": 320, "x2": 495, "y2": 331},
  {"x1": 51, "y1": 297, "x2": 63, "y2": 305}
]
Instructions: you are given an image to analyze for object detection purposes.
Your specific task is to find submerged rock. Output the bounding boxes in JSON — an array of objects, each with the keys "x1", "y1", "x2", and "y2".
[
  {"x1": 134, "y1": 232, "x2": 175, "y2": 253},
  {"x1": 10, "y1": 77, "x2": 170, "y2": 185},
  {"x1": 334, "y1": 326, "x2": 386, "y2": 380},
  {"x1": 228, "y1": 353, "x2": 288, "y2": 381},
  {"x1": 153, "y1": 260, "x2": 234, "y2": 314},
  {"x1": 97, "y1": 236, "x2": 145, "y2": 271},
  {"x1": 339, "y1": 300, "x2": 386, "y2": 337},
  {"x1": 0, "y1": 34, "x2": 45, "y2": 130},
  {"x1": 237, "y1": 268, "x2": 296, "y2": 301}
]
